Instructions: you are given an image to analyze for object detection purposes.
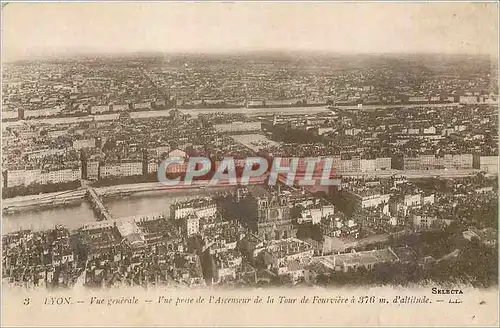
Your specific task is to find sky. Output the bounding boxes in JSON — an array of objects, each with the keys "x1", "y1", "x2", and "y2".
[{"x1": 2, "y1": 2, "x2": 499, "y2": 61}]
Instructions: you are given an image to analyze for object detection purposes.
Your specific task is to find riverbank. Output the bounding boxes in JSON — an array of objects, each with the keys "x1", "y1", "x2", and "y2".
[
  {"x1": 2, "y1": 168, "x2": 488, "y2": 211},
  {"x1": 1, "y1": 184, "x2": 238, "y2": 234},
  {"x1": 1, "y1": 106, "x2": 328, "y2": 128},
  {"x1": 96, "y1": 176, "x2": 267, "y2": 196},
  {"x1": 1, "y1": 102, "x2": 468, "y2": 129},
  {"x1": 2, "y1": 189, "x2": 87, "y2": 213},
  {"x1": 1, "y1": 178, "x2": 256, "y2": 213}
]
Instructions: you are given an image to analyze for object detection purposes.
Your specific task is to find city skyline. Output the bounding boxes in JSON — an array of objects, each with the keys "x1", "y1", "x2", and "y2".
[{"x1": 2, "y1": 2, "x2": 499, "y2": 62}]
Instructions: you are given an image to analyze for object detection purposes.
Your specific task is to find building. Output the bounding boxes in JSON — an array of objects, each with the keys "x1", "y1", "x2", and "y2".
[
  {"x1": 246, "y1": 100, "x2": 265, "y2": 108},
  {"x1": 375, "y1": 157, "x2": 391, "y2": 171},
  {"x1": 81, "y1": 213, "x2": 165, "y2": 231},
  {"x1": 213, "y1": 121, "x2": 262, "y2": 134},
  {"x1": 423, "y1": 127, "x2": 436, "y2": 134},
  {"x1": 345, "y1": 128, "x2": 363, "y2": 136},
  {"x1": 317, "y1": 247, "x2": 404, "y2": 272},
  {"x1": 404, "y1": 194, "x2": 422, "y2": 207},
  {"x1": 223, "y1": 187, "x2": 296, "y2": 241},
  {"x1": 473, "y1": 155, "x2": 498, "y2": 173},
  {"x1": 419, "y1": 154, "x2": 442, "y2": 170},
  {"x1": 459, "y1": 95, "x2": 479, "y2": 104},
  {"x1": 211, "y1": 250, "x2": 243, "y2": 284},
  {"x1": 355, "y1": 157, "x2": 391, "y2": 172},
  {"x1": 85, "y1": 161, "x2": 100, "y2": 181},
  {"x1": 116, "y1": 221, "x2": 146, "y2": 249},
  {"x1": 360, "y1": 159, "x2": 376, "y2": 172},
  {"x1": 412, "y1": 214, "x2": 437, "y2": 230},
  {"x1": 147, "y1": 161, "x2": 159, "y2": 174},
  {"x1": 422, "y1": 194, "x2": 435, "y2": 205},
  {"x1": 23, "y1": 107, "x2": 63, "y2": 118},
  {"x1": 100, "y1": 161, "x2": 143, "y2": 179},
  {"x1": 170, "y1": 197, "x2": 217, "y2": 220},
  {"x1": 156, "y1": 146, "x2": 171, "y2": 156},
  {"x1": 254, "y1": 238, "x2": 314, "y2": 280},
  {"x1": 392, "y1": 154, "x2": 473, "y2": 171},
  {"x1": 133, "y1": 102, "x2": 152, "y2": 110},
  {"x1": 339, "y1": 186, "x2": 391, "y2": 213},
  {"x1": 172, "y1": 253, "x2": 206, "y2": 287},
  {"x1": 73, "y1": 138, "x2": 96, "y2": 150},
  {"x1": 1, "y1": 110, "x2": 18, "y2": 120},
  {"x1": 6, "y1": 167, "x2": 81, "y2": 187},
  {"x1": 297, "y1": 205, "x2": 333, "y2": 225},
  {"x1": 185, "y1": 214, "x2": 200, "y2": 236},
  {"x1": 409, "y1": 96, "x2": 429, "y2": 103},
  {"x1": 442, "y1": 154, "x2": 473, "y2": 169},
  {"x1": 90, "y1": 105, "x2": 111, "y2": 114},
  {"x1": 111, "y1": 104, "x2": 130, "y2": 112},
  {"x1": 475, "y1": 186, "x2": 494, "y2": 194}
]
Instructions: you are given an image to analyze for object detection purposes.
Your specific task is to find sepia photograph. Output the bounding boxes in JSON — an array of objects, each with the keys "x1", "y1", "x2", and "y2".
[{"x1": 1, "y1": 1, "x2": 499, "y2": 326}]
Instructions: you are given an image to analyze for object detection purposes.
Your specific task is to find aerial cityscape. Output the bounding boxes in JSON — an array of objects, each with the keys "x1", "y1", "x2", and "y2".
[
  {"x1": 2, "y1": 52, "x2": 497, "y2": 289},
  {"x1": 1, "y1": 3, "x2": 498, "y2": 293}
]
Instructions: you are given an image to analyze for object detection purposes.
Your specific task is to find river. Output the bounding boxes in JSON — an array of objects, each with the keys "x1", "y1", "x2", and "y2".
[
  {"x1": 2, "y1": 200, "x2": 96, "y2": 234},
  {"x1": 1, "y1": 106, "x2": 329, "y2": 129},
  {"x1": 104, "y1": 187, "x2": 235, "y2": 218},
  {"x1": 2, "y1": 187, "x2": 237, "y2": 234},
  {"x1": 2, "y1": 103, "x2": 467, "y2": 130}
]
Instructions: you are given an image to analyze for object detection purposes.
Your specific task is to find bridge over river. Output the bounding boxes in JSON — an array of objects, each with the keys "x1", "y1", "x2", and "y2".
[{"x1": 85, "y1": 187, "x2": 113, "y2": 221}]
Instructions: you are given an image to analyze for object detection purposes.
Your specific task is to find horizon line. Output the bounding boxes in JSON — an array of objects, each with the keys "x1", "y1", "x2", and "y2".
[{"x1": 4, "y1": 49, "x2": 498, "y2": 63}]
